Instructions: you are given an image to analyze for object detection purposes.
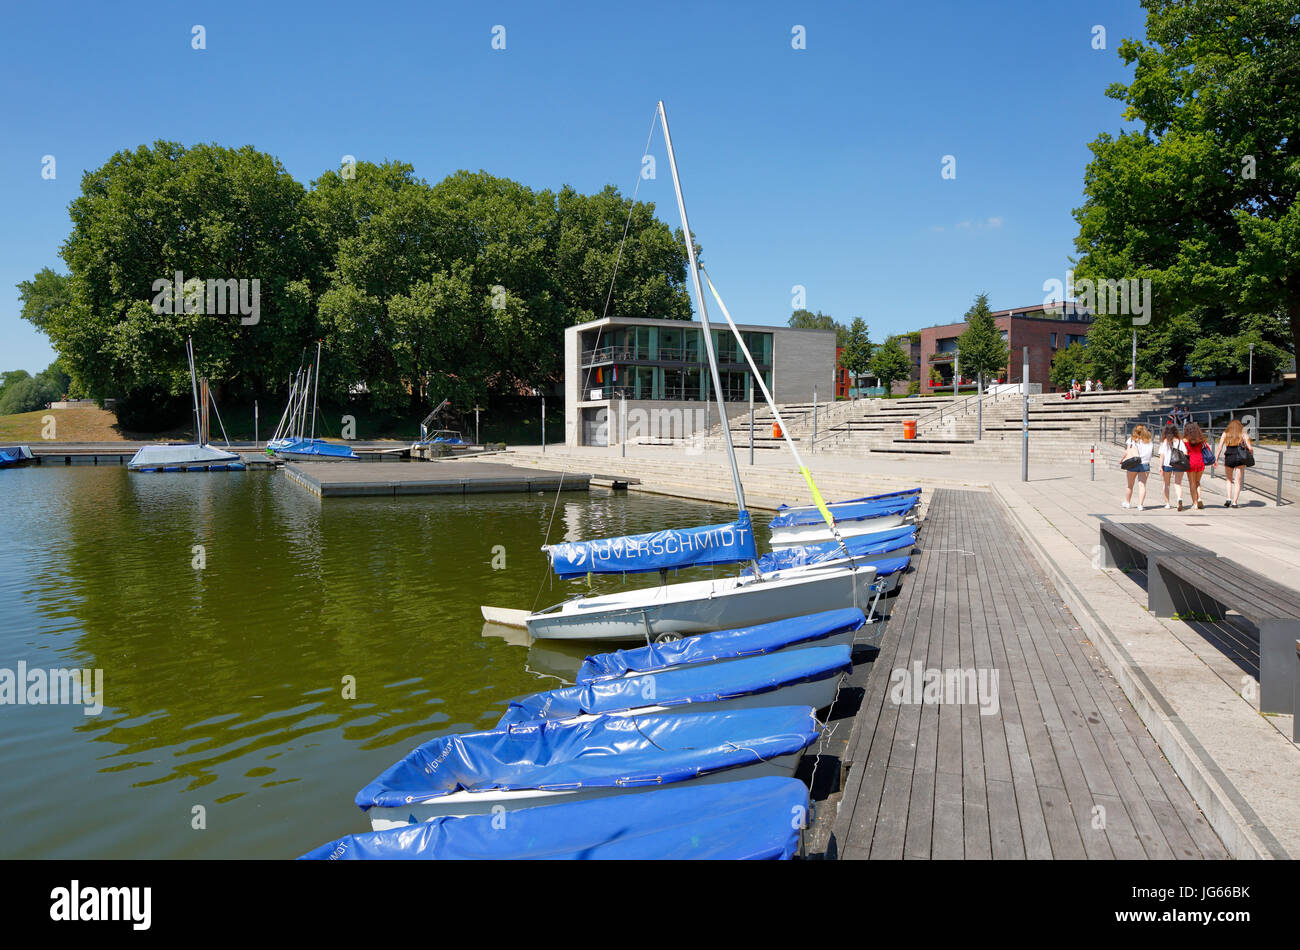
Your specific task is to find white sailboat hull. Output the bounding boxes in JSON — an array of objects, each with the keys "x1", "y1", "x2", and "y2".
[
  {"x1": 769, "y1": 514, "x2": 912, "y2": 549},
  {"x1": 366, "y1": 751, "x2": 802, "y2": 829},
  {"x1": 526, "y1": 563, "x2": 877, "y2": 642}
]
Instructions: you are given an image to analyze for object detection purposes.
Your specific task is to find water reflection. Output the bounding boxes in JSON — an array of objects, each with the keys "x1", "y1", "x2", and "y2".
[{"x1": 1, "y1": 467, "x2": 753, "y2": 857}]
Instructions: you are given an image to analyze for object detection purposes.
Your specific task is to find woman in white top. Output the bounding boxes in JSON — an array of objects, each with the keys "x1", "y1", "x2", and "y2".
[
  {"x1": 1122, "y1": 424, "x2": 1154, "y2": 510},
  {"x1": 1158, "y1": 424, "x2": 1187, "y2": 510}
]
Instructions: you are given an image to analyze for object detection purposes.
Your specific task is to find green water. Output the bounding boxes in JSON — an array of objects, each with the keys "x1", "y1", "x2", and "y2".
[{"x1": 0, "y1": 465, "x2": 763, "y2": 858}]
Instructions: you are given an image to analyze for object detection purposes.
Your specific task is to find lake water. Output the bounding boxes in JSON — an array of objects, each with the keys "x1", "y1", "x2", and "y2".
[{"x1": 0, "y1": 465, "x2": 768, "y2": 858}]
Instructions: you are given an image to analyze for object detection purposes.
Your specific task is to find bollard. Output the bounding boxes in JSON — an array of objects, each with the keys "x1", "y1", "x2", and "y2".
[{"x1": 1090, "y1": 443, "x2": 1095, "y2": 481}]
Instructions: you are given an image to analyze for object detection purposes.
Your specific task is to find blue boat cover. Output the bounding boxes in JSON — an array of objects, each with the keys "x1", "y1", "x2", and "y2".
[
  {"x1": 302, "y1": 776, "x2": 809, "y2": 860},
  {"x1": 544, "y1": 510, "x2": 757, "y2": 578},
  {"x1": 498, "y1": 644, "x2": 851, "y2": 725},
  {"x1": 768, "y1": 495, "x2": 919, "y2": 528},
  {"x1": 355, "y1": 706, "x2": 819, "y2": 810},
  {"x1": 746, "y1": 527, "x2": 915, "y2": 576},
  {"x1": 576, "y1": 607, "x2": 866, "y2": 684},
  {"x1": 775, "y1": 487, "x2": 920, "y2": 512},
  {"x1": 274, "y1": 438, "x2": 359, "y2": 459}
]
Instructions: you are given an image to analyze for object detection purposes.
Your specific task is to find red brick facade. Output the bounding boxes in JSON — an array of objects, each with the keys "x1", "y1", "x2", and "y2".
[{"x1": 917, "y1": 306, "x2": 1093, "y2": 394}]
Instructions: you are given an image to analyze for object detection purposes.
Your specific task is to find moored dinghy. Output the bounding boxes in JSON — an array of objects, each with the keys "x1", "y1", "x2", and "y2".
[
  {"x1": 575, "y1": 607, "x2": 867, "y2": 684},
  {"x1": 357, "y1": 705, "x2": 819, "y2": 829},
  {"x1": 0, "y1": 445, "x2": 35, "y2": 468},
  {"x1": 745, "y1": 526, "x2": 916, "y2": 576},
  {"x1": 302, "y1": 776, "x2": 810, "y2": 860},
  {"x1": 767, "y1": 494, "x2": 920, "y2": 549},
  {"x1": 128, "y1": 337, "x2": 245, "y2": 472},
  {"x1": 496, "y1": 644, "x2": 851, "y2": 726}
]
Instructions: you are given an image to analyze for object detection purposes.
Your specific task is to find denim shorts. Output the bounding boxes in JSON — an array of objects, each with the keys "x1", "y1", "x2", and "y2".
[
  {"x1": 1131, "y1": 463, "x2": 1150, "y2": 473},
  {"x1": 1161, "y1": 465, "x2": 1179, "y2": 473}
]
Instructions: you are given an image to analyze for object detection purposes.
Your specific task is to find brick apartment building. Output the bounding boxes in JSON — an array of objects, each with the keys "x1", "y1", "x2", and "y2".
[{"x1": 917, "y1": 303, "x2": 1093, "y2": 394}]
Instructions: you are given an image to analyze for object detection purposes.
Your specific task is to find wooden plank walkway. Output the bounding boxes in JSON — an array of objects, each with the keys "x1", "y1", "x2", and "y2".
[{"x1": 830, "y1": 487, "x2": 1227, "y2": 859}]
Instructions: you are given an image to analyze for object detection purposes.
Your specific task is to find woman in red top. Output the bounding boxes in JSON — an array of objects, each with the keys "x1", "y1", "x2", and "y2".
[{"x1": 1183, "y1": 421, "x2": 1211, "y2": 509}]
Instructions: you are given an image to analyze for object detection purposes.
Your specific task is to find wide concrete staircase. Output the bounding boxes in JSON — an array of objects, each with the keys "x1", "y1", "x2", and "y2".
[{"x1": 696, "y1": 384, "x2": 1283, "y2": 464}]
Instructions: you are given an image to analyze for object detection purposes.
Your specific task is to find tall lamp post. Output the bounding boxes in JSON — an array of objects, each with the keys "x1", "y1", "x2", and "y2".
[{"x1": 1248, "y1": 342, "x2": 1254, "y2": 385}]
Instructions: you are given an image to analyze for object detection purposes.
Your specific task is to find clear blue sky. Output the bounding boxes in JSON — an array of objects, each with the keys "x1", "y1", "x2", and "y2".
[{"x1": 0, "y1": 0, "x2": 1146, "y2": 374}]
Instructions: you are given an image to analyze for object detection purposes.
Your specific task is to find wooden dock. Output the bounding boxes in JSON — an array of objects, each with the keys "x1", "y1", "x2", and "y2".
[
  {"x1": 825, "y1": 487, "x2": 1226, "y2": 859},
  {"x1": 283, "y1": 460, "x2": 590, "y2": 498}
]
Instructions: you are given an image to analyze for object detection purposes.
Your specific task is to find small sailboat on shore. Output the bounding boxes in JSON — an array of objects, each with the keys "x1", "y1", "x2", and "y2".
[
  {"x1": 127, "y1": 338, "x2": 244, "y2": 472},
  {"x1": 268, "y1": 341, "x2": 357, "y2": 461}
]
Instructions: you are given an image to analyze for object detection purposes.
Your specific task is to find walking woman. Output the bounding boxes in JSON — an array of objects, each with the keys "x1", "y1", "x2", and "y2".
[
  {"x1": 1216, "y1": 420, "x2": 1254, "y2": 508},
  {"x1": 1158, "y1": 424, "x2": 1187, "y2": 510},
  {"x1": 1121, "y1": 424, "x2": 1153, "y2": 510},
  {"x1": 1183, "y1": 421, "x2": 1211, "y2": 509}
]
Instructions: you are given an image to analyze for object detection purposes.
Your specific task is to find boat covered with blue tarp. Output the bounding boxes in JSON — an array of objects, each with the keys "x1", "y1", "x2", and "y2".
[
  {"x1": 302, "y1": 775, "x2": 809, "y2": 860},
  {"x1": 0, "y1": 445, "x2": 34, "y2": 468},
  {"x1": 776, "y1": 487, "x2": 920, "y2": 515},
  {"x1": 575, "y1": 607, "x2": 866, "y2": 685},
  {"x1": 768, "y1": 494, "x2": 919, "y2": 529},
  {"x1": 271, "y1": 437, "x2": 359, "y2": 461},
  {"x1": 497, "y1": 644, "x2": 851, "y2": 726},
  {"x1": 745, "y1": 526, "x2": 916, "y2": 576},
  {"x1": 356, "y1": 706, "x2": 820, "y2": 826},
  {"x1": 544, "y1": 511, "x2": 756, "y2": 578}
]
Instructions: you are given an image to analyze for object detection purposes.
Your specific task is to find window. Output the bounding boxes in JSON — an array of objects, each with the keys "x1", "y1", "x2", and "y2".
[{"x1": 1050, "y1": 333, "x2": 1057, "y2": 349}]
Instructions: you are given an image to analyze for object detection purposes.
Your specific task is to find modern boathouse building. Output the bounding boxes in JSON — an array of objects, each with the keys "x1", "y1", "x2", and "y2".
[{"x1": 564, "y1": 317, "x2": 837, "y2": 447}]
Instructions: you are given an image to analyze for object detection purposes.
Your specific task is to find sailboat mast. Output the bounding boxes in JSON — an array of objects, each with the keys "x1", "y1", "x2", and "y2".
[
  {"x1": 310, "y1": 340, "x2": 322, "y2": 441},
  {"x1": 186, "y1": 337, "x2": 201, "y2": 443},
  {"x1": 657, "y1": 100, "x2": 748, "y2": 515}
]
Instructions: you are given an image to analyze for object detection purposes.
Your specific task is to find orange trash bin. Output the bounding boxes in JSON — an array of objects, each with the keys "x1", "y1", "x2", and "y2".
[
  {"x1": 772, "y1": 422, "x2": 783, "y2": 438},
  {"x1": 903, "y1": 420, "x2": 917, "y2": 440}
]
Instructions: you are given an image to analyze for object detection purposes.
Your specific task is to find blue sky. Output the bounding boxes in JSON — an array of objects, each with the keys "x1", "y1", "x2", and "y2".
[{"x1": 0, "y1": 0, "x2": 1147, "y2": 374}]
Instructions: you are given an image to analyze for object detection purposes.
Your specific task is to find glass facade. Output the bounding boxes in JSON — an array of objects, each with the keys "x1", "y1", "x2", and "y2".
[{"x1": 581, "y1": 324, "x2": 773, "y2": 402}]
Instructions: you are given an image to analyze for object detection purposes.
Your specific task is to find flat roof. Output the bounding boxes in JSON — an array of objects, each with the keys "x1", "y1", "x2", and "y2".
[{"x1": 570, "y1": 316, "x2": 835, "y2": 336}]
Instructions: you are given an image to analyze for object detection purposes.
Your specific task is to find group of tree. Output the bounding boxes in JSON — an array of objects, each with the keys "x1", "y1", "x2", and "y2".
[
  {"x1": 0, "y1": 362, "x2": 70, "y2": 415},
  {"x1": 1072, "y1": 0, "x2": 1298, "y2": 390},
  {"x1": 17, "y1": 143, "x2": 694, "y2": 420}
]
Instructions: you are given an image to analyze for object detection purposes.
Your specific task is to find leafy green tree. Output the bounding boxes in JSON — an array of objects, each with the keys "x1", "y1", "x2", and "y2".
[
  {"x1": 1050, "y1": 342, "x2": 1096, "y2": 391},
  {"x1": 1073, "y1": 0, "x2": 1299, "y2": 390},
  {"x1": 869, "y1": 336, "x2": 912, "y2": 391},
  {"x1": 26, "y1": 141, "x2": 317, "y2": 402},
  {"x1": 955, "y1": 293, "x2": 1009, "y2": 387},
  {"x1": 840, "y1": 318, "x2": 873, "y2": 386},
  {"x1": 0, "y1": 362, "x2": 67, "y2": 415}
]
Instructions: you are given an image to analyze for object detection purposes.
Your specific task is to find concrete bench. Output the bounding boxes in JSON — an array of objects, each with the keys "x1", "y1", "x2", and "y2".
[{"x1": 1149, "y1": 555, "x2": 1300, "y2": 716}]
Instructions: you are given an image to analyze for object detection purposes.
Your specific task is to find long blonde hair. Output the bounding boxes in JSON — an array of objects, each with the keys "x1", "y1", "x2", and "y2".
[
  {"x1": 1131, "y1": 424, "x2": 1152, "y2": 443},
  {"x1": 1223, "y1": 419, "x2": 1247, "y2": 446}
]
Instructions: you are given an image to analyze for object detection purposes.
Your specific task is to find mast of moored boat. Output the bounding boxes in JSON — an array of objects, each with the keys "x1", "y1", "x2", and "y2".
[
  {"x1": 310, "y1": 340, "x2": 322, "y2": 442},
  {"x1": 657, "y1": 101, "x2": 753, "y2": 526},
  {"x1": 186, "y1": 337, "x2": 202, "y2": 444}
]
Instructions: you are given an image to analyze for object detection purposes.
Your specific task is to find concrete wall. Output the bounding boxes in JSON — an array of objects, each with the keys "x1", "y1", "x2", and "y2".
[{"x1": 771, "y1": 327, "x2": 837, "y2": 404}]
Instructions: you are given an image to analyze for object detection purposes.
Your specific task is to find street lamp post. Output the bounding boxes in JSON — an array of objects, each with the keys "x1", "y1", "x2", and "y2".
[
  {"x1": 1249, "y1": 342, "x2": 1254, "y2": 385},
  {"x1": 1021, "y1": 346, "x2": 1029, "y2": 482}
]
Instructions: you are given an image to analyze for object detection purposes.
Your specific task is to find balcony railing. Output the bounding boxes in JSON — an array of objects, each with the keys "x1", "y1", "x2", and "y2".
[
  {"x1": 581, "y1": 345, "x2": 759, "y2": 368},
  {"x1": 584, "y1": 384, "x2": 751, "y2": 402}
]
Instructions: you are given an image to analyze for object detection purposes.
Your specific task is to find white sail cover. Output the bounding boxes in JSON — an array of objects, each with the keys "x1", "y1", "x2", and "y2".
[{"x1": 128, "y1": 444, "x2": 243, "y2": 471}]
